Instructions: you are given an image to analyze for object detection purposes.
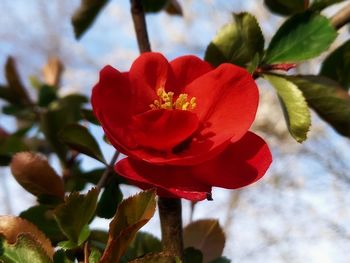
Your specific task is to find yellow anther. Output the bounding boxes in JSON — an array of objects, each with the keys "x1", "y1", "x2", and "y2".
[{"x1": 150, "y1": 88, "x2": 196, "y2": 111}]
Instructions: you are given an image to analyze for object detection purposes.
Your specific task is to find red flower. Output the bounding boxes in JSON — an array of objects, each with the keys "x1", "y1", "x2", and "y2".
[{"x1": 92, "y1": 52, "x2": 272, "y2": 201}]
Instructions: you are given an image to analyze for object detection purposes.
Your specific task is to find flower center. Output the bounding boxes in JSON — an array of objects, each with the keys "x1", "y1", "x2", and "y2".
[{"x1": 149, "y1": 88, "x2": 196, "y2": 111}]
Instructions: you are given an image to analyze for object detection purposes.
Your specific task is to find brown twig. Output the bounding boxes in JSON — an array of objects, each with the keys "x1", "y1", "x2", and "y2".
[
  {"x1": 158, "y1": 197, "x2": 184, "y2": 260},
  {"x1": 130, "y1": 0, "x2": 151, "y2": 53},
  {"x1": 331, "y1": 3, "x2": 350, "y2": 30},
  {"x1": 96, "y1": 151, "x2": 120, "y2": 191}
]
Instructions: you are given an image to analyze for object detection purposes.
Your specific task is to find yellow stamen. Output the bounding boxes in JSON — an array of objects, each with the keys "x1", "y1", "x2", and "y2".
[{"x1": 150, "y1": 88, "x2": 196, "y2": 111}]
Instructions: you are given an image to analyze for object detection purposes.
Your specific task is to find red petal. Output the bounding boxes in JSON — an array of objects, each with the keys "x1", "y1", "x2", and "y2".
[
  {"x1": 169, "y1": 55, "x2": 213, "y2": 94},
  {"x1": 131, "y1": 109, "x2": 199, "y2": 151},
  {"x1": 115, "y1": 158, "x2": 210, "y2": 201},
  {"x1": 192, "y1": 132, "x2": 272, "y2": 189},
  {"x1": 185, "y1": 63, "x2": 259, "y2": 146},
  {"x1": 129, "y1": 52, "x2": 172, "y2": 114},
  {"x1": 91, "y1": 66, "x2": 136, "y2": 149}
]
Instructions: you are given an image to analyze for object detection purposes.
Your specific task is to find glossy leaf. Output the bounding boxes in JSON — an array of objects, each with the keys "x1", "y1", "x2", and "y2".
[
  {"x1": 264, "y1": 12, "x2": 337, "y2": 64},
  {"x1": 184, "y1": 247, "x2": 203, "y2": 263},
  {"x1": 286, "y1": 75, "x2": 350, "y2": 138},
  {"x1": 20, "y1": 205, "x2": 65, "y2": 243},
  {"x1": 54, "y1": 188, "x2": 98, "y2": 245},
  {"x1": 99, "y1": 189, "x2": 157, "y2": 263},
  {"x1": 96, "y1": 177, "x2": 123, "y2": 219},
  {"x1": 264, "y1": 0, "x2": 307, "y2": 16},
  {"x1": 59, "y1": 123, "x2": 106, "y2": 164},
  {"x1": 311, "y1": 0, "x2": 346, "y2": 10},
  {"x1": 0, "y1": 234, "x2": 52, "y2": 263},
  {"x1": 320, "y1": 40, "x2": 350, "y2": 90},
  {"x1": 72, "y1": 0, "x2": 110, "y2": 39},
  {"x1": 128, "y1": 252, "x2": 180, "y2": 263},
  {"x1": 264, "y1": 74, "x2": 311, "y2": 142},
  {"x1": 205, "y1": 12, "x2": 264, "y2": 68},
  {"x1": 183, "y1": 219, "x2": 225, "y2": 263}
]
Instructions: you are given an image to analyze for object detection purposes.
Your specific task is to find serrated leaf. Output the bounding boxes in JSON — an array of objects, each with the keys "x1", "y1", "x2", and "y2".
[
  {"x1": 71, "y1": 0, "x2": 110, "y2": 39},
  {"x1": 0, "y1": 234, "x2": 52, "y2": 263},
  {"x1": 59, "y1": 123, "x2": 106, "y2": 164},
  {"x1": 128, "y1": 252, "x2": 180, "y2": 263},
  {"x1": 205, "y1": 12, "x2": 264, "y2": 68},
  {"x1": 96, "y1": 178, "x2": 123, "y2": 219},
  {"x1": 264, "y1": 12, "x2": 337, "y2": 64},
  {"x1": 122, "y1": 232, "x2": 162, "y2": 262},
  {"x1": 184, "y1": 247, "x2": 203, "y2": 263},
  {"x1": 99, "y1": 189, "x2": 157, "y2": 263},
  {"x1": 20, "y1": 205, "x2": 65, "y2": 243},
  {"x1": 264, "y1": 0, "x2": 307, "y2": 16},
  {"x1": 311, "y1": 0, "x2": 345, "y2": 10},
  {"x1": 264, "y1": 74, "x2": 311, "y2": 142},
  {"x1": 54, "y1": 188, "x2": 98, "y2": 245},
  {"x1": 88, "y1": 247, "x2": 101, "y2": 263},
  {"x1": 286, "y1": 75, "x2": 350, "y2": 138},
  {"x1": 183, "y1": 219, "x2": 225, "y2": 263},
  {"x1": 320, "y1": 40, "x2": 350, "y2": 90}
]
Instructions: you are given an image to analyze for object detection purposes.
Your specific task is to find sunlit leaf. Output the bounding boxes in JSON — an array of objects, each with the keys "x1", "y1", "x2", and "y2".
[
  {"x1": 183, "y1": 219, "x2": 225, "y2": 263},
  {"x1": 205, "y1": 12, "x2": 264, "y2": 68},
  {"x1": 42, "y1": 57, "x2": 64, "y2": 87},
  {"x1": 264, "y1": 74, "x2": 311, "y2": 142},
  {"x1": 264, "y1": 12, "x2": 337, "y2": 64},
  {"x1": 320, "y1": 40, "x2": 350, "y2": 90},
  {"x1": 89, "y1": 247, "x2": 101, "y2": 263},
  {"x1": 100, "y1": 189, "x2": 157, "y2": 263},
  {"x1": 54, "y1": 188, "x2": 98, "y2": 246},
  {"x1": 59, "y1": 123, "x2": 106, "y2": 164}
]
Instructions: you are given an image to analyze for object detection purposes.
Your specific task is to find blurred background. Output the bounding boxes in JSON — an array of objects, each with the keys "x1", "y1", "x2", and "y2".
[{"x1": 0, "y1": 0, "x2": 349, "y2": 262}]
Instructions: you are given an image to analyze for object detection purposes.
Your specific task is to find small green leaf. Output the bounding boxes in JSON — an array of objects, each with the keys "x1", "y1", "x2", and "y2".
[
  {"x1": 264, "y1": 74, "x2": 311, "y2": 142},
  {"x1": 264, "y1": 0, "x2": 307, "y2": 16},
  {"x1": 0, "y1": 234, "x2": 52, "y2": 263},
  {"x1": 72, "y1": 0, "x2": 110, "y2": 39},
  {"x1": 59, "y1": 123, "x2": 106, "y2": 164},
  {"x1": 122, "y1": 232, "x2": 162, "y2": 262},
  {"x1": 99, "y1": 189, "x2": 157, "y2": 263},
  {"x1": 88, "y1": 247, "x2": 101, "y2": 263},
  {"x1": 38, "y1": 85, "x2": 58, "y2": 107},
  {"x1": 184, "y1": 247, "x2": 203, "y2": 263},
  {"x1": 81, "y1": 109, "x2": 100, "y2": 125},
  {"x1": 0, "y1": 135, "x2": 28, "y2": 166},
  {"x1": 54, "y1": 188, "x2": 98, "y2": 245},
  {"x1": 286, "y1": 75, "x2": 350, "y2": 138},
  {"x1": 209, "y1": 257, "x2": 231, "y2": 263},
  {"x1": 20, "y1": 205, "x2": 65, "y2": 243},
  {"x1": 128, "y1": 252, "x2": 180, "y2": 263},
  {"x1": 320, "y1": 40, "x2": 350, "y2": 90},
  {"x1": 264, "y1": 12, "x2": 337, "y2": 64},
  {"x1": 96, "y1": 178, "x2": 123, "y2": 219},
  {"x1": 205, "y1": 12, "x2": 264, "y2": 68},
  {"x1": 310, "y1": 0, "x2": 346, "y2": 10},
  {"x1": 53, "y1": 250, "x2": 73, "y2": 263},
  {"x1": 183, "y1": 219, "x2": 225, "y2": 263}
]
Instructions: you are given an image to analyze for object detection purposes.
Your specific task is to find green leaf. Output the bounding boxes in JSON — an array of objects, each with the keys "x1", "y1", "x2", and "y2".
[
  {"x1": 142, "y1": 0, "x2": 168, "y2": 13},
  {"x1": 96, "y1": 178, "x2": 123, "y2": 219},
  {"x1": 0, "y1": 234, "x2": 52, "y2": 263},
  {"x1": 128, "y1": 252, "x2": 180, "y2": 263},
  {"x1": 264, "y1": 74, "x2": 311, "y2": 142},
  {"x1": 54, "y1": 188, "x2": 98, "y2": 245},
  {"x1": 99, "y1": 189, "x2": 157, "y2": 263},
  {"x1": 205, "y1": 12, "x2": 264, "y2": 68},
  {"x1": 286, "y1": 75, "x2": 350, "y2": 138},
  {"x1": 320, "y1": 40, "x2": 350, "y2": 90},
  {"x1": 59, "y1": 123, "x2": 106, "y2": 164},
  {"x1": 71, "y1": 0, "x2": 110, "y2": 39},
  {"x1": 264, "y1": 0, "x2": 307, "y2": 16},
  {"x1": 81, "y1": 109, "x2": 100, "y2": 125},
  {"x1": 122, "y1": 232, "x2": 162, "y2": 262},
  {"x1": 183, "y1": 219, "x2": 225, "y2": 263},
  {"x1": 53, "y1": 250, "x2": 73, "y2": 263},
  {"x1": 88, "y1": 247, "x2": 101, "y2": 263},
  {"x1": 0, "y1": 135, "x2": 28, "y2": 166},
  {"x1": 264, "y1": 12, "x2": 337, "y2": 64},
  {"x1": 311, "y1": 0, "x2": 346, "y2": 10},
  {"x1": 184, "y1": 247, "x2": 203, "y2": 263},
  {"x1": 38, "y1": 85, "x2": 58, "y2": 107},
  {"x1": 20, "y1": 205, "x2": 65, "y2": 243},
  {"x1": 209, "y1": 257, "x2": 231, "y2": 263},
  {"x1": 89, "y1": 230, "x2": 108, "y2": 251}
]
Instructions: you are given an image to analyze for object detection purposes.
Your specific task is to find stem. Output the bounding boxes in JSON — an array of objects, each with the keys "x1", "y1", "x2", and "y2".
[
  {"x1": 130, "y1": 0, "x2": 151, "y2": 53},
  {"x1": 331, "y1": 3, "x2": 350, "y2": 30},
  {"x1": 96, "y1": 151, "x2": 120, "y2": 191},
  {"x1": 158, "y1": 197, "x2": 184, "y2": 260}
]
